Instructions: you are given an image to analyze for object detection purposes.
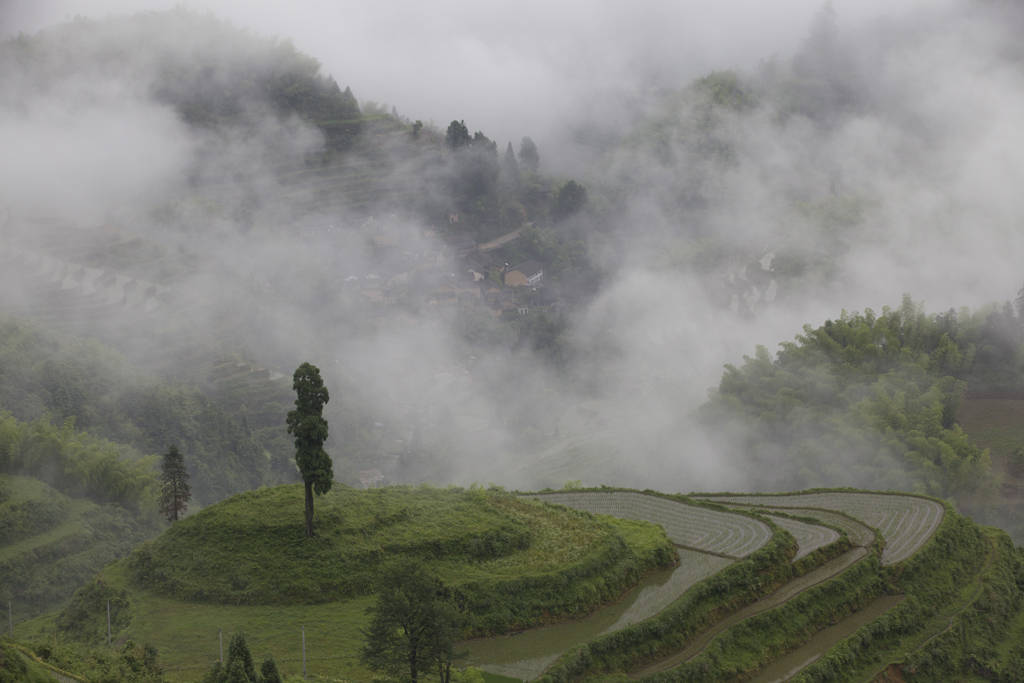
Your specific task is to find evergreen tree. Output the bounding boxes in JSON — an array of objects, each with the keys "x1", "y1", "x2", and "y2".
[
  {"x1": 501, "y1": 141, "x2": 520, "y2": 187},
  {"x1": 445, "y1": 120, "x2": 471, "y2": 149},
  {"x1": 286, "y1": 362, "x2": 332, "y2": 537},
  {"x1": 260, "y1": 658, "x2": 282, "y2": 683},
  {"x1": 158, "y1": 445, "x2": 191, "y2": 522},
  {"x1": 553, "y1": 179, "x2": 588, "y2": 221},
  {"x1": 202, "y1": 634, "x2": 262, "y2": 683},
  {"x1": 226, "y1": 634, "x2": 257, "y2": 682},
  {"x1": 519, "y1": 136, "x2": 540, "y2": 173}
]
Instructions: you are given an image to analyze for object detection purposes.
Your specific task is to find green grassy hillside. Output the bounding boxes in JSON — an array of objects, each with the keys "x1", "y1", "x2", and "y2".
[
  {"x1": 15, "y1": 485, "x2": 673, "y2": 680},
  {"x1": 0, "y1": 474, "x2": 157, "y2": 622},
  {"x1": 0, "y1": 642, "x2": 59, "y2": 683},
  {"x1": 125, "y1": 484, "x2": 674, "y2": 615},
  {"x1": 8, "y1": 485, "x2": 1024, "y2": 682}
]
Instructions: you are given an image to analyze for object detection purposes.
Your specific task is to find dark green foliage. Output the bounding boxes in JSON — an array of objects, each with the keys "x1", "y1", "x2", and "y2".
[
  {"x1": 201, "y1": 662, "x2": 225, "y2": 683},
  {"x1": 0, "y1": 317, "x2": 277, "y2": 506},
  {"x1": 227, "y1": 634, "x2": 257, "y2": 682},
  {"x1": 0, "y1": 496, "x2": 67, "y2": 544},
  {"x1": 158, "y1": 445, "x2": 190, "y2": 522},
  {"x1": 0, "y1": 473, "x2": 157, "y2": 618},
  {"x1": 0, "y1": 643, "x2": 51, "y2": 683},
  {"x1": 361, "y1": 562, "x2": 463, "y2": 683},
  {"x1": 704, "y1": 298, "x2": 996, "y2": 498},
  {"x1": 0, "y1": 412, "x2": 156, "y2": 511},
  {"x1": 201, "y1": 634, "x2": 274, "y2": 683},
  {"x1": 224, "y1": 659, "x2": 249, "y2": 683},
  {"x1": 259, "y1": 658, "x2": 282, "y2": 683},
  {"x1": 286, "y1": 362, "x2": 332, "y2": 537},
  {"x1": 56, "y1": 579, "x2": 131, "y2": 644},
  {"x1": 113, "y1": 641, "x2": 163, "y2": 683},
  {"x1": 552, "y1": 180, "x2": 588, "y2": 222},
  {"x1": 30, "y1": 640, "x2": 163, "y2": 683},
  {"x1": 446, "y1": 120, "x2": 471, "y2": 149},
  {"x1": 115, "y1": 384, "x2": 267, "y2": 505}
]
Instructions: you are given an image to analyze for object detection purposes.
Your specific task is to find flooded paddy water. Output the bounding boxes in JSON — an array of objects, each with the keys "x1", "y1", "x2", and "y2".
[
  {"x1": 634, "y1": 547, "x2": 869, "y2": 676},
  {"x1": 747, "y1": 594, "x2": 905, "y2": 682},
  {"x1": 461, "y1": 547, "x2": 732, "y2": 680}
]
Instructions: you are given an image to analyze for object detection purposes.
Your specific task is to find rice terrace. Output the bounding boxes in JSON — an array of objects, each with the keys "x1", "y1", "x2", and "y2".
[
  {"x1": 6, "y1": 3, "x2": 1024, "y2": 682},
  {"x1": 9, "y1": 483, "x2": 1023, "y2": 681}
]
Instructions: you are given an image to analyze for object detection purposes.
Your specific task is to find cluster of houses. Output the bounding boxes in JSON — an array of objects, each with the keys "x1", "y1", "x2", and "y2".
[{"x1": 338, "y1": 218, "x2": 557, "y2": 318}]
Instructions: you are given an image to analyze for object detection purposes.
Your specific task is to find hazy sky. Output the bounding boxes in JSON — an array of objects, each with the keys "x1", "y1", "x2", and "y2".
[{"x1": 1, "y1": 0, "x2": 950, "y2": 151}]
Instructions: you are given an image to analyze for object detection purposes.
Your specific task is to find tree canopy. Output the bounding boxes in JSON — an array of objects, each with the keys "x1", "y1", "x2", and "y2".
[
  {"x1": 361, "y1": 562, "x2": 463, "y2": 683},
  {"x1": 286, "y1": 362, "x2": 332, "y2": 537},
  {"x1": 158, "y1": 444, "x2": 191, "y2": 522},
  {"x1": 703, "y1": 297, "x2": 1002, "y2": 498}
]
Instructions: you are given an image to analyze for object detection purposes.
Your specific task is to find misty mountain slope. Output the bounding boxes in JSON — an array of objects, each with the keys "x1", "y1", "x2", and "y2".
[
  {"x1": 0, "y1": 9, "x2": 608, "y2": 494},
  {"x1": 4, "y1": 3, "x2": 1024, "y2": 505},
  {"x1": 0, "y1": 314, "x2": 295, "y2": 504},
  {"x1": 574, "y1": 2, "x2": 1024, "y2": 308},
  {"x1": 697, "y1": 297, "x2": 1024, "y2": 538},
  {"x1": 0, "y1": 473, "x2": 157, "y2": 622}
]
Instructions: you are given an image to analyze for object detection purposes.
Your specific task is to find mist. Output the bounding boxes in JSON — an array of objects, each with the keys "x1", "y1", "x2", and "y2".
[{"x1": 2, "y1": 0, "x2": 1023, "y2": 498}]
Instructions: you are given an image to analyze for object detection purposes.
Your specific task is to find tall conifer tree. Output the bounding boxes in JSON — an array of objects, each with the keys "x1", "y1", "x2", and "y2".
[
  {"x1": 286, "y1": 362, "x2": 332, "y2": 537},
  {"x1": 159, "y1": 445, "x2": 191, "y2": 522}
]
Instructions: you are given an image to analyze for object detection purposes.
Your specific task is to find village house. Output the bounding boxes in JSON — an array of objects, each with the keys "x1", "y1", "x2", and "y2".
[{"x1": 504, "y1": 260, "x2": 543, "y2": 287}]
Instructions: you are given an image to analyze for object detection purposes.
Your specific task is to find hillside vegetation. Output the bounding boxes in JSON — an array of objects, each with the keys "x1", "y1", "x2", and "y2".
[
  {"x1": 8, "y1": 485, "x2": 1024, "y2": 682},
  {"x1": 532, "y1": 489, "x2": 1024, "y2": 682},
  {"x1": 126, "y1": 485, "x2": 674, "y2": 628},
  {"x1": 0, "y1": 474, "x2": 157, "y2": 621},
  {"x1": 0, "y1": 316, "x2": 292, "y2": 505},
  {"x1": 701, "y1": 297, "x2": 1024, "y2": 535}
]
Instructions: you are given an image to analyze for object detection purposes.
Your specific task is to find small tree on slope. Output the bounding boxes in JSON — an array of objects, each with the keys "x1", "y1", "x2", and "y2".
[
  {"x1": 361, "y1": 562, "x2": 463, "y2": 683},
  {"x1": 286, "y1": 362, "x2": 332, "y2": 538},
  {"x1": 159, "y1": 445, "x2": 191, "y2": 522}
]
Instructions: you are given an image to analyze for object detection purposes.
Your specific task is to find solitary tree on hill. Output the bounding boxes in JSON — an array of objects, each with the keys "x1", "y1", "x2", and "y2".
[
  {"x1": 286, "y1": 362, "x2": 332, "y2": 538},
  {"x1": 159, "y1": 445, "x2": 191, "y2": 522}
]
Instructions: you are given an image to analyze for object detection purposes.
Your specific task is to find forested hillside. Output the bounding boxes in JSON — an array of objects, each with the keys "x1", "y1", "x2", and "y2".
[
  {"x1": 703, "y1": 295, "x2": 1024, "y2": 539},
  {"x1": 0, "y1": 9, "x2": 603, "y2": 494}
]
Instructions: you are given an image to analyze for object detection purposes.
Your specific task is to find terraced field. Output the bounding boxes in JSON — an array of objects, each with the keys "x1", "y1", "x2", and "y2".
[
  {"x1": 528, "y1": 491, "x2": 772, "y2": 558},
  {"x1": 765, "y1": 515, "x2": 839, "y2": 560},
  {"x1": 13, "y1": 485, "x2": 1016, "y2": 682},
  {"x1": 634, "y1": 547, "x2": 869, "y2": 675},
  {"x1": 699, "y1": 492, "x2": 943, "y2": 564}
]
